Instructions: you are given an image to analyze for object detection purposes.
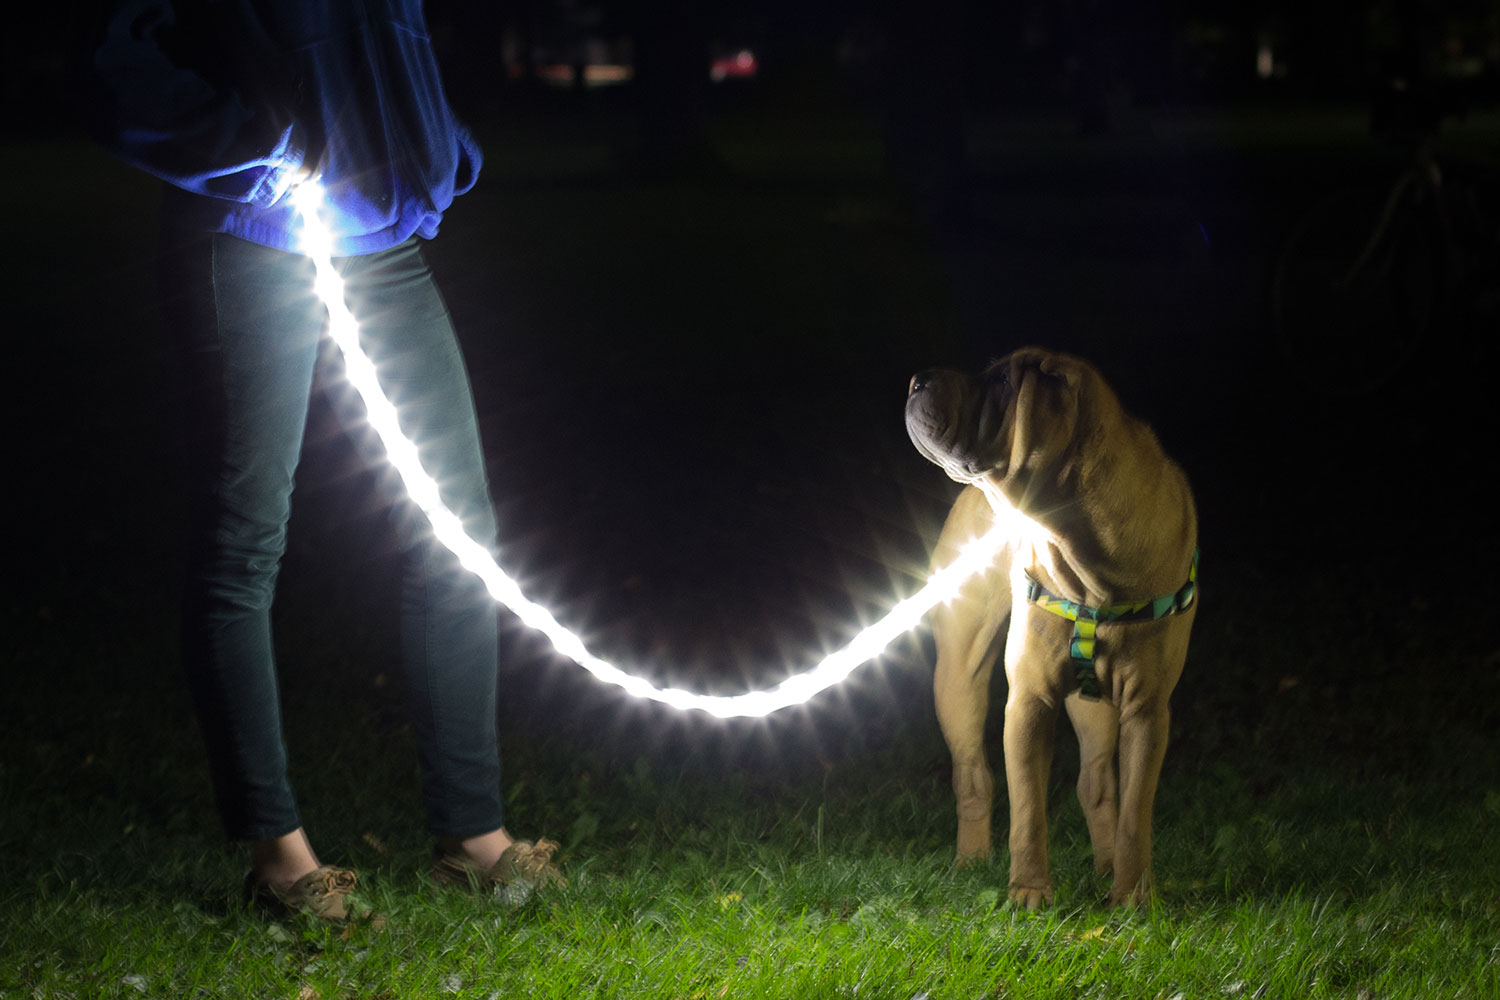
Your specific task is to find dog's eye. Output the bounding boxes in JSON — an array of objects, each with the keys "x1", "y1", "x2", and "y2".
[{"x1": 979, "y1": 361, "x2": 1014, "y2": 397}]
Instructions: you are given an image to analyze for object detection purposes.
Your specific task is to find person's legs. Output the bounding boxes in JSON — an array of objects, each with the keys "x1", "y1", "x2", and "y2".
[
  {"x1": 165, "y1": 231, "x2": 325, "y2": 880},
  {"x1": 331, "y1": 239, "x2": 507, "y2": 855},
  {"x1": 168, "y1": 230, "x2": 530, "y2": 891}
]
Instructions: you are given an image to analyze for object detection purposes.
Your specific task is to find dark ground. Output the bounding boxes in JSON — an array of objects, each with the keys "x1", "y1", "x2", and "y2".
[{"x1": 5, "y1": 89, "x2": 1499, "y2": 783}]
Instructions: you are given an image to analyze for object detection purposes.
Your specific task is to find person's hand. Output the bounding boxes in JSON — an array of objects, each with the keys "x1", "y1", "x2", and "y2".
[{"x1": 262, "y1": 120, "x2": 320, "y2": 208}]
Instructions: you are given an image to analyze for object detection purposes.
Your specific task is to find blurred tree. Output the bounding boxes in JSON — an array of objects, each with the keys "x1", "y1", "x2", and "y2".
[{"x1": 610, "y1": 0, "x2": 723, "y2": 177}]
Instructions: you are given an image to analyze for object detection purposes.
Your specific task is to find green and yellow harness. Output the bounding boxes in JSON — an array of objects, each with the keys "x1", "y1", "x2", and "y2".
[{"x1": 1023, "y1": 548, "x2": 1199, "y2": 700}]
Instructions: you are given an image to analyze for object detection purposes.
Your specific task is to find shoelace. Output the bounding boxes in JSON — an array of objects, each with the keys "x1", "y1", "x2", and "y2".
[
  {"x1": 500, "y1": 839, "x2": 565, "y2": 886},
  {"x1": 303, "y1": 867, "x2": 358, "y2": 897}
]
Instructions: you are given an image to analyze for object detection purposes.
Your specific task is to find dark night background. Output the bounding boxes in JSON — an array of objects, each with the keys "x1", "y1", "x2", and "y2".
[{"x1": 4, "y1": 1, "x2": 1499, "y2": 808}]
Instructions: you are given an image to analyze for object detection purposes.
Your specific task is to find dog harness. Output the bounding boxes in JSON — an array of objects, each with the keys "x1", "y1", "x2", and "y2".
[{"x1": 1024, "y1": 548, "x2": 1199, "y2": 700}]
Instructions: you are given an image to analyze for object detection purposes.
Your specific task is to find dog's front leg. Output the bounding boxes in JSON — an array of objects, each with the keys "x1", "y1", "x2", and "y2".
[
  {"x1": 932, "y1": 584, "x2": 1007, "y2": 865},
  {"x1": 1065, "y1": 691, "x2": 1120, "y2": 879},
  {"x1": 1110, "y1": 700, "x2": 1170, "y2": 906},
  {"x1": 1109, "y1": 620, "x2": 1191, "y2": 906},
  {"x1": 1002, "y1": 639, "x2": 1059, "y2": 908},
  {"x1": 930, "y1": 488, "x2": 1014, "y2": 865}
]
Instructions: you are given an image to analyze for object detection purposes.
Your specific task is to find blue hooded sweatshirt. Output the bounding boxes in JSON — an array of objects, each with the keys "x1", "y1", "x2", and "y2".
[{"x1": 87, "y1": 0, "x2": 481, "y2": 256}]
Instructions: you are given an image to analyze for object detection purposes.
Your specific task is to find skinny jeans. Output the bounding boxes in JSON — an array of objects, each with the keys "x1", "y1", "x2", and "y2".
[{"x1": 163, "y1": 228, "x2": 504, "y2": 842}]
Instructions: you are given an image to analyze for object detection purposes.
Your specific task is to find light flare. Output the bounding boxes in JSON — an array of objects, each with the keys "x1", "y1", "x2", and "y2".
[{"x1": 290, "y1": 181, "x2": 1020, "y2": 717}]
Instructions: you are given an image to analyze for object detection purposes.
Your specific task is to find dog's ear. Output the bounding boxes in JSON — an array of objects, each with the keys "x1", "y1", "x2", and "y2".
[
  {"x1": 1037, "y1": 353, "x2": 1082, "y2": 390},
  {"x1": 1008, "y1": 354, "x2": 1079, "y2": 484}
]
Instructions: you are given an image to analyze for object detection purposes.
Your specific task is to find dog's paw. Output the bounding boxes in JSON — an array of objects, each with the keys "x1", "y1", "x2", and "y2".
[
  {"x1": 1107, "y1": 882, "x2": 1151, "y2": 908},
  {"x1": 1007, "y1": 884, "x2": 1054, "y2": 910}
]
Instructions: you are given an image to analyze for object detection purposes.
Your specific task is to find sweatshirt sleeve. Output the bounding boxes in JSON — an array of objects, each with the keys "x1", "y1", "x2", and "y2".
[{"x1": 85, "y1": 0, "x2": 307, "y2": 206}]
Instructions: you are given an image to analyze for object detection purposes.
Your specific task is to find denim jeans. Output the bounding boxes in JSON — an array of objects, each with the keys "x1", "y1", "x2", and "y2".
[{"x1": 163, "y1": 230, "x2": 504, "y2": 841}]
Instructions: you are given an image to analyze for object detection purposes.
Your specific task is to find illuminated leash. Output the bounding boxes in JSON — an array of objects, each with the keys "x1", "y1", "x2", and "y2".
[{"x1": 290, "y1": 181, "x2": 1018, "y2": 718}]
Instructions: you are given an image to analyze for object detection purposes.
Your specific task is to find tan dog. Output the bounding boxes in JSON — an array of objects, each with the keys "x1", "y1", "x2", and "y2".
[{"x1": 905, "y1": 347, "x2": 1197, "y2": 908}]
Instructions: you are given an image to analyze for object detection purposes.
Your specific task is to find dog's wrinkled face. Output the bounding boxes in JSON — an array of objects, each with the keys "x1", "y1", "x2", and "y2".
[
  {"x1": 904, "y1": 366, "x2": 1011, "y2": 484},
  {"x1": 905, "y1": 347, "x2": 1085, "y2": 491}
]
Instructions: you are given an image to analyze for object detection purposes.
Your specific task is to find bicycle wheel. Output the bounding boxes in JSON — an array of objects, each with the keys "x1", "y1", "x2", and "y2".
[{"x1": 1270, "y1": 177, "x2": 1447, "y2": 395}]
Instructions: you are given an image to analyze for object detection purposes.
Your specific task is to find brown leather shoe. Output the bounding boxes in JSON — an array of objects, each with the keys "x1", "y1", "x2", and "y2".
[
  {"x1": 246, "y1": 865, "x2": 360, "y2": 922},
  {"x1": 432, "y1": 838, "x2": 567, "y2": 891}
]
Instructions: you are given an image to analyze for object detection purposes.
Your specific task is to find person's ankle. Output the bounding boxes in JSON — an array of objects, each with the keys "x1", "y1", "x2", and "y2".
[
  {"x1": 250, "y1": 829, "x2": 322, "y2": 889},
  {"x1": 436, "y1": 827, "x2": 514, "y2": 871},
  {"x1": 253, "y1": 858, "x2": 322, "y2": 890}
]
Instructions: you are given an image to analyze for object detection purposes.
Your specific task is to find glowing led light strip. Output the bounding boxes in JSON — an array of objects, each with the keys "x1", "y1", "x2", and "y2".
[{"x1": 291, "y1": 182, "x2": 1014, "y2": 717}]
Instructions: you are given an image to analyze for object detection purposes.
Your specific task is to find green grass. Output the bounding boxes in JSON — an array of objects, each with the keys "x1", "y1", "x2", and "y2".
[
  {"x1": 6, "y1": 103, "x2": 1500, "y2": 997},
  {"x1": 4, "y1": 562, "x2": 1498, "y2": 999}
]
